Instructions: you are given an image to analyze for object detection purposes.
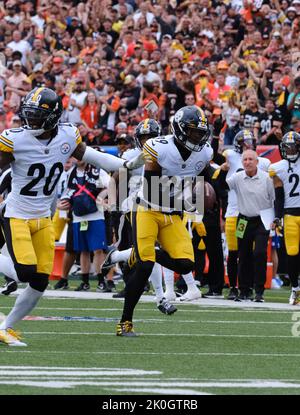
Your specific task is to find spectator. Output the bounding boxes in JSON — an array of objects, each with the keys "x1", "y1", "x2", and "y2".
[
  {"x1": 66, "y1": 78, "x2": 88, "y2": 124},
  {"x1": 98, "y1": 80, "x2": 120, "y2": 145}
]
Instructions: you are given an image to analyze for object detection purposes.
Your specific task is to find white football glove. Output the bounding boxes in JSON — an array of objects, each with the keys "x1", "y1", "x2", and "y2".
[{"x1": 123, "y1": 152, "x2": 151, "y2": 170}]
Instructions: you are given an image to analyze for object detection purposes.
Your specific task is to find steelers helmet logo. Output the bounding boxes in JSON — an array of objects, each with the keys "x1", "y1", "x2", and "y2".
[
  {"x1": 174, "y1": 110, "x2": 183, "y2": 122},
  {"x1": 61, "y1": 143, "x2": 71, "y2": 154}
]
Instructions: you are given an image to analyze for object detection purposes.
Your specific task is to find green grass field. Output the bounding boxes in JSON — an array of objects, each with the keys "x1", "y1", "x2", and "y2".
[{"x1": 0, "y1": 284, "x2": 300, "y2": 395}]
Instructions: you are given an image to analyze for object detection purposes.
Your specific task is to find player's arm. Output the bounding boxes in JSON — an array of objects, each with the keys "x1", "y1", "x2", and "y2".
[
  {"x1": 71, "y1": 142, "x2": 146, "y2": 172},
  {"x1": 272, "y1": 174, "x2": 284, "y2": 226},
  {"x1": 0, "y1": 151, "x2": 14, "y2": 170}
]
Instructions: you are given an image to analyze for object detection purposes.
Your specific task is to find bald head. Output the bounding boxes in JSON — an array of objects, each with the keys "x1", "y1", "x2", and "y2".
[{"x1": 242, "y1": 150, "x2": 258, "y2": 177}]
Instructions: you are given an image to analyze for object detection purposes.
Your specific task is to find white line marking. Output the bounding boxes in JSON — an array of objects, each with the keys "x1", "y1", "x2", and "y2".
[
  {"x1": 21, "y1": 316, "x2": 294, "y2": 324},
  {"x1": 18, "y1": 331, "x2": 296, "y2": 338},
  {"x1": 1, "y1": 306, "x2": 295, "y2": 314},
  {"x1": 1, "y1": 350, "x2": 300, "y2": 357},
  {"x1": 105, "y1": 387, "x2": 211, "y2": 395},
  {"x1": 7, "y1": 289, "x2": 297, "y2": 311}
]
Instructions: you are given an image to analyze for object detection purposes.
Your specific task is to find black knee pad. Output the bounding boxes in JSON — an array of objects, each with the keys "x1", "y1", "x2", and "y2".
[
  {"x1": 14, "y1": 264, "x2": 37, "y2": 283},
  {"x1": 29, "y1": 273, "x2": 49, "y2": 292},
  {"x1": 174, "y1": 259, "x2": 194, "y2": 275}
]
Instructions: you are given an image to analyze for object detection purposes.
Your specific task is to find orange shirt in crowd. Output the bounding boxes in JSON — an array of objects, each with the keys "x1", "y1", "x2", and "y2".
[
  {"x1": 141, "y1": 94, "x2": 160, "y2": 119},
  {"x1": 80, "y1": 103, "x2": 100, "y2": 129}
]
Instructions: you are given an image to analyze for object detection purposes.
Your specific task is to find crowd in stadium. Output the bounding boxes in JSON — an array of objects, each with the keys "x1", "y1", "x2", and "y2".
[{"x1": 0, "y1": 0, "x2": 299, "y2": 342}]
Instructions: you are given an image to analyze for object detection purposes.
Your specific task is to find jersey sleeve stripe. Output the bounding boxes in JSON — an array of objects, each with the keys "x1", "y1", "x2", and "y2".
[
  {"x1": 144, "y1": 143, "x2": 158, "y2": 156},
  {"x1": 143, "y1": 145, "x2": 158, "y2": 160},
  {"x1": 75, "y1": 135, "x2": 82, "y2": 145},
  {"x1": 0, "y1": 136, "x2": 13, "y2": 149},
  {"x1": 0, "y1": 141, "x2": 13, "y2": 152},
  {"x1": 0, "y1": 135, "x2": 13, "y2": 146}
]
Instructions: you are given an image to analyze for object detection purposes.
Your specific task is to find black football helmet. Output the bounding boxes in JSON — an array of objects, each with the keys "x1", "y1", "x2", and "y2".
[
  {"x1": 233, "y1": 129, "x2": 256, "y2": 153},
  {"x1": 134, "y1": 118, "x2": 161, "y2": 149},
  {"x1": 171, "y1": 105, "x2": 210, "y2": 152},
  {"x1": 19, "y1": 87, "x2": 63, "y2": 136},
  {"x1": 279, "y1": 131, "x2": 300, "y2": 162}
]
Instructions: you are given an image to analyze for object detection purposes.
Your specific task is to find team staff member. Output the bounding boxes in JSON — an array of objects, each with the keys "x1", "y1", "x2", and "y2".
[
  {"x1": 0, "y1": 87, "x2": 146, "y2": 347},
  {"x1": 226, "y1": 150, "x2": 275, "y2": 303}
]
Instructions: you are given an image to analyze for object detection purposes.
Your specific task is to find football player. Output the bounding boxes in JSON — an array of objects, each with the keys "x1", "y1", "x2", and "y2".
[
  {"x1": 222, "y1": 129, "x2": 270, "y2": 300},
  {"x1": 0, "y1": 87, "x2": 146, "y2": 346},
  {"x1": 269, "y1": 132, "x2": 300, "y2": 305},
  {"x1": 116, "y1": 105, "x2": 213, "y2": 336},
  {"x1": 103, "y1": 118, "x2": 178, "y2": 315}
]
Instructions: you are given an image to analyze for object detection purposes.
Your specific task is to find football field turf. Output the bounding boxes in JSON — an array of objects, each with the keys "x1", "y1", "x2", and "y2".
[{"x1": 0, "y1": 286, "x2": 300, "y2": 395}]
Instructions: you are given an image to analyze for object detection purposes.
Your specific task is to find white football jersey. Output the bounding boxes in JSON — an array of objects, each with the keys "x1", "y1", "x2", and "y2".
[
  {"x1": 269, "y1": 158, "x2": 300, "y2": 209},
  {"x1": 0, "y1": 123, "x2": 81, "y2": 219},
  {"x1": 142, "y1": 135, "x2": 213, "y2": 211},
  {"x1": 224, "y1": 149, "x2": 271, "y2": 217}
]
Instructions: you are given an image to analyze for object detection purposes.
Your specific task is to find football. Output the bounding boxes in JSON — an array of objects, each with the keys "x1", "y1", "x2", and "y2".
[
  {"x1": 204, "y1": 181, "x2": 217, "y2": 211},
  {"x1": 193, "y1": 181, "x2": 217, "y2": 212}
]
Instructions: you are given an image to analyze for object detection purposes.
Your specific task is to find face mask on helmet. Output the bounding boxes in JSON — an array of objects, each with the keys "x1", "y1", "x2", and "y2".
[
  {"x1": 280, "y1": 132, "x2": 300, "y2": 162},
  {"x1": 134, "y1": 119, "x2": 161, "y2": 149},
  {"x1": 234, "y1": 130, "x2": 256, "y2": 153},
  {"x1": 172, "y1": 106, "x2": 210, "y2": 152},
  {"x1": 20, "y1": 88, "x2": 63, "y2": 136}
]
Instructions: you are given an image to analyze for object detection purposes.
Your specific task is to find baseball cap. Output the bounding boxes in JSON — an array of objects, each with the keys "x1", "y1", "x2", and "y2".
[
  {"x1": 237, "y1": 65, "x2": 247, "y2": 73},
  {"x1": 287, "y1": 6, "x2": 297, "y2": 12},
  {"x1": 13, "y1": 60, "x2": 22, "y2": 67},
  {"x1": 292, "y1": 0, "x2": 300, "y2": 5},
  {"x1": 124, "y1": 74, "x2": 135, "y2": 85},
  {"x1": 116, "y1": 122, "x2": 127, "y2": 130},
  {"x1": 140, "y1": 60, "x2": 149, "y2": 67},
  {"x1": 33, "y1": 63, "x2": 43, "y2": 72},
  {"x1": 69, "y1": 57, "x2": 78, "y2": 64},
  {"x1": 119, "y1": 108, "x2": 129, "y2": 116},
  {"x1": 181, "y1": 68, "x2": 191, "y2": 75},
  {"x1": 273, "y1": 31, "x2": 281, "y2": 37},
  {"x1": 162, "y1": 34, "x2": 172, "y2": 40},
  {"x1": 53, "y1": 56, "x2": 63, "y2": 64}
]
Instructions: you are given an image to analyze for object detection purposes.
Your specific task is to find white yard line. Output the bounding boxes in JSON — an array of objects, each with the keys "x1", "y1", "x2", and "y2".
[
  {"x1": 7, "y1": 289, "x2": 296, "y2": 311},
  {"x1": 20, "y1": 331, "x2": 297, "y2": 338}
]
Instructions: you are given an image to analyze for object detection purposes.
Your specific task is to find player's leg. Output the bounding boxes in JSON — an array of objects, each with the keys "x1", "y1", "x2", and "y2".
[
  {"x1": 284, "y1": 215, "x2": 300, "y2": 304},
  {"x1": 0, "y1": 218, "x2": 53, "y2": 346},
  {"x1": 157, "y1": 214, "x2": 194, "y2": 276},
  {"x1": 117, "y1": 208, "x2": 158, "y2": 336},
  {"x1": 225, "y1": 217, "x2": 239, "y2": 299},
  {"x1": 149, "y1": 262, "x2": 177, "y2": 314}
]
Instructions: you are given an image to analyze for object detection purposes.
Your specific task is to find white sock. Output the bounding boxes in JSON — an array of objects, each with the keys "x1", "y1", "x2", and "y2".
[
  {"x1": 0, "y1": 285, "x2": 43, "y2": 330},
  {"x1": 149, "y1": 263, "x2": 164, "y2": 304},
  {"x1": 111, "y1": 248, "x2": 132, "y2": 263},
  {"x1": 0, "y1": 253, "x2": 20, "y2": 283},
  {"x1": 182, "y1": 272, "x2": 197, "y2": 290},
  {"x1": 163, "y1": 267, "x2": 175, "y2": 292}
]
